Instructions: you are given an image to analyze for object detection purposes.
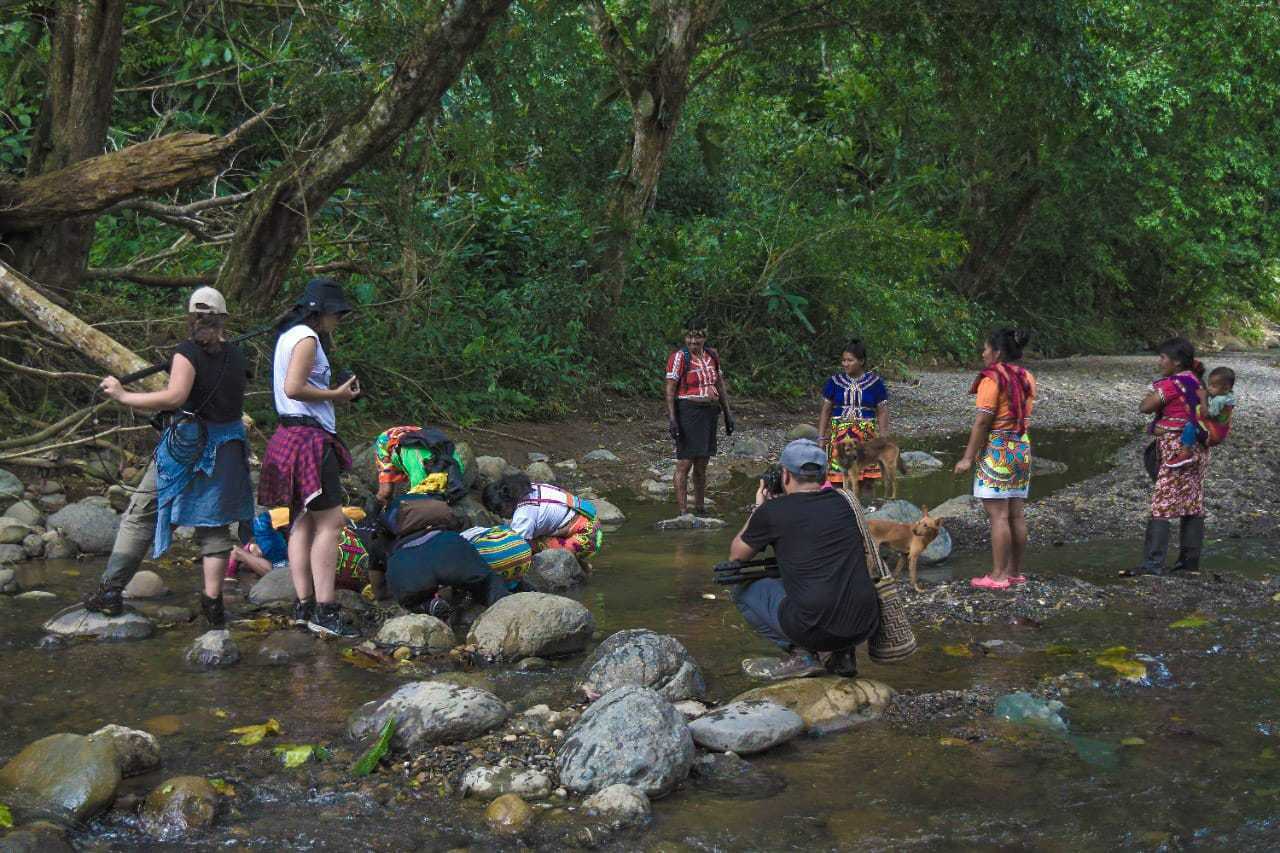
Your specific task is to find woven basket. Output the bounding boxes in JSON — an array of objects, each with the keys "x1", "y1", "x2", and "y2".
[{"x1": 837, "y1": 487, "x2": 918, "y2": 663}]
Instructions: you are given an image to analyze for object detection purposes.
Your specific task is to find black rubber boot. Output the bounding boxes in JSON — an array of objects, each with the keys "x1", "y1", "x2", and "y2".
[
  {"x1": 82, "y1": 586, "x2": 124, "y2": 617},
  {"x1": 1125, "y1": 518, "x2": 1172, "y2": 576},
  {"x1": 1170, "y1": 515, "x2": 1205, "y2": 573},
  {"x1": 200, "y1": 593, "x2": 226, "y2": 628},
  {"x1": 823, "y1": 647, "x2": 858, "y2": 678}
]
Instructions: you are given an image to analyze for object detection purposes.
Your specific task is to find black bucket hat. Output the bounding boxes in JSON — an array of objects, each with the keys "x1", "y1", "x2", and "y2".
[{"x1": 296, "y1": 277, "x2": 353, "y2": 316}]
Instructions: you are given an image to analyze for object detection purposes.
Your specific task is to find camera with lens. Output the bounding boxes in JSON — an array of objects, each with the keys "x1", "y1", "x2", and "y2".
[
  {"x1": 759, "y1": 465, "x2": 785, "y2": 498},
  {"x1": 333, "y1": 368, "x2": 362, "y2": 400}
]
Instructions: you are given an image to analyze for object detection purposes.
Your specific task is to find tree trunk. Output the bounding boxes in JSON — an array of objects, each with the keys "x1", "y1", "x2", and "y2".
[
  {"x1": 5, "y1": 0, "x2": 125, "y2": 295},
  {"x1": 957, "y1": 183, "x2": 1044, "y2": 297},
  {"x1": 216, "y1": 0, "x2": 514, "y2": 304},
  {"x1": 0, "y1": 259, "x2": 166, "y2": 391}
]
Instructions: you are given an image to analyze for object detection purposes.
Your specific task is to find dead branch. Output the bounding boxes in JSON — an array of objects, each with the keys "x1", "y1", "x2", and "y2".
[
  {"x1": 0, "y1": 402, "x2": 110, "y2": 450},
  {"x1": 0, "y1": 355, "x2": 101, "y2": 382},
  {"x1": 0, "y1": 424, "x2": 152, "y2": 463}
]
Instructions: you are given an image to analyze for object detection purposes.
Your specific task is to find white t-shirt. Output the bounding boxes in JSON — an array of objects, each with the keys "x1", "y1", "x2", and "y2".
[
  {"x1": 272, "y1": 324, "x2": 336, "y2": 433},
  {"x1": 509, "y1": 484, "x2": 576, "y2": 540}
]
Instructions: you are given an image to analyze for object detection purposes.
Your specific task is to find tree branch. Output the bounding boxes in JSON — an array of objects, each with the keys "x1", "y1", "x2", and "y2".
[
  {"x1": 0, "y1": 355, "x2": 101, "y2": 382},
  {"x1": 82, "y1": 268, "x2": 217, "y2": 287},
  {"x1": 586, "y1": 0, "x2": 642, "y2": 87}
]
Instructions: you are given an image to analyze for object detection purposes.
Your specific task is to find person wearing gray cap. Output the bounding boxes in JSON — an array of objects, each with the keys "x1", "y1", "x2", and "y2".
[{"x1": 727, "y1": 439, "x2": 881, "y2": 679}]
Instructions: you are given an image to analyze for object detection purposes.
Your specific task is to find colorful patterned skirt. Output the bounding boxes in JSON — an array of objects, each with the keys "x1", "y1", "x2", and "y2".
[
  {"x1": 467, "y1": 524, "x2": 533, "y2": 583},
  {"x1": 974, "y1": 431, "x2": 1032, "y2": 500},
  {"x1": 533, "y1": 513, "x2": 603, "y2": 557},
  {"x1": 1151, "y1": 430, "x2": 1208, "y2": 518},
  {"x1": 826, "y1": 417, "x2": 881, "y2": 485},
  {"x1": 333, "y1": 526, "x2": 371, "y2": 591}
]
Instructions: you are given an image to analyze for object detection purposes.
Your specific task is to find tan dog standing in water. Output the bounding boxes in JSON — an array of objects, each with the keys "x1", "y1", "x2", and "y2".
[
  {"x1": 864, "y1": 506, "x2": 944, "y2": 592},
  {"x1": 834, "y1": 435, "x2": 907, "y2": 499}
]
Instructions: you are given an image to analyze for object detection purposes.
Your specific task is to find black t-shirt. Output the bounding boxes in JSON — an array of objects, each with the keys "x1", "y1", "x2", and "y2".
[
  {"x1": 741, "y1": 488, "x2": 879, "y2": 645},
  {"x1": 172, "y1": 340, "x2": 248, "y2": 423}
]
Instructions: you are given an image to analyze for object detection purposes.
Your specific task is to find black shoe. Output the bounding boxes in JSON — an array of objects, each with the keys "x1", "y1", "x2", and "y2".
[
  {"x1": 1170, "y1": 515, "x2": 1204, "y2": 573},
  {"x1": 308, "y1": 602, "x2": 359, "y2": 639},
  {"x1": 426, "y1": 595, "x2": 452, "y2": 622},
  {"x1": 823, "y1": 647, "x2": 858, "y2": 678},
  {"x1": 200, "y1": 593, "x2": 226, "y2": 629},
  {"x1": 82, "y1": 586, "x2": 124, "y2": 617},
  {"x1": 291, "y1": 598, "x2": 315, "y2": 629}
]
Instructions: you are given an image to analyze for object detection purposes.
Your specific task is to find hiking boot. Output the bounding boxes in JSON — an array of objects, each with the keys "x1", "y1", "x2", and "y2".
[
  {"x1": 823, "y1": 647, "x2": 858, "y2": 678},
  {"x1": 291, "y1": 598, "x2": 315, "y2": 629},
  {"x1": 308, "y1": 602, "x2": 359, "y2": 639},
  {"x1": 742, "y1": 649, "x2": 824, "y2": 681},
  {"x1": 199, "y1": 593, "x2": 226, "y2": 629},
  {"x1": 426, "y1": 595, "x2": 452, "y2": 622},
  {"x1": 1166, "y1": 447, "x2": 1195, "y2": 469},
  {"x1": 82, "y1": 586, "x2": 124, "y2": 617},
  {"x1": 1170, "y1": 515, "x2": 1205, "y2": 573},
  {"x1": 1122, "y1": 518, "x2": 1172, "y2": 577}
]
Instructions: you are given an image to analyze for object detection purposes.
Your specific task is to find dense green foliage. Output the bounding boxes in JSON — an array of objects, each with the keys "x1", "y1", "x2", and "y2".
[{"x1": 2, "y1": 1, "x2": 1277, "y2": 421}]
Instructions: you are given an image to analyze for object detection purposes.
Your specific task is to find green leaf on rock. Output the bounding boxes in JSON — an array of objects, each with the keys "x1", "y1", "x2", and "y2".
[
  {"x1": 1095, "y1": 646, "x2": 1148, "y2": 682},
  {"x1": 1120, "y1": 737, "x2": 1146, "y2": 747},
  {"x1": 352, "y1": 719, "x2": 396, "y2": 777},
  {"x1": 1169, "y1": 615, "x2": 1210, "y2": 629},
  {"x1": 0, "y1": 803, "x2": 12, "y2": 829},
  {"x1": 208, "y1": 778, "x2": 237, "y2": 797},
  {"x1": 942, "y1": 644, "x2": 972, "y2": 657},
  {"x1": 274, "y1": 744, "x2": 330, "y2": 769},
  {"x1": 230, "y1": 718, "x2": 282, "y2": 746}
]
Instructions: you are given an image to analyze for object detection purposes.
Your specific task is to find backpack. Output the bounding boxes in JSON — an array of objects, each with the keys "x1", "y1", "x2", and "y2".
[
  {"x1": 517, "y1": 487, "x2": 598, "y2": 522},
  {"x1": 677, "y1": 346, "x2": 719, "y2": 391},
  {"x1": 397, "y1": 427, "x2": 467, "y2": 504}
]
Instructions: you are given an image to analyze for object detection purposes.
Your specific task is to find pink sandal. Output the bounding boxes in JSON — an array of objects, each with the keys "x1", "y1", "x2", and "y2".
[
  {"x1": 1007, "y1": 575, "x2": 1028, "y2": 585},
  {"x1": 970, "y1": 574, "x2": 1011, "y2": 591}
]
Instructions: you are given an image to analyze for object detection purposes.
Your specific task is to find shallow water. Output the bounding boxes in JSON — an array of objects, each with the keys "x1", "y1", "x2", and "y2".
[{"x1": 0, "y1": 429, "x2": 1277, "y2": 849}]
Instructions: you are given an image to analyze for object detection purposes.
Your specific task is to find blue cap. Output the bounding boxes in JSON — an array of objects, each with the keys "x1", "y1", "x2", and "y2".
[{"x1": 780, "y1": 438, "x2": 827, "y2": 475}]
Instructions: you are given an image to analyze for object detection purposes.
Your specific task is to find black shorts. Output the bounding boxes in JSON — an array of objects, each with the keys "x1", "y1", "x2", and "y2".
[
  {"x1": 305, "y1": 447, "x2": 344, "y2": 512},
  {"x1": 675, "y1": 399, "x2": 720, "y2": 460}
]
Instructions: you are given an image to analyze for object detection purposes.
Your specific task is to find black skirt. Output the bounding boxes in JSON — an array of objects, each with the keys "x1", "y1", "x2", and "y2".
[{"x1": 675, "y1": 399, "x2": 720, "y2": 460}]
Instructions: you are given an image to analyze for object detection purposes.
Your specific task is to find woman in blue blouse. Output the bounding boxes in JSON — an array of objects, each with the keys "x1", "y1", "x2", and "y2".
[{"x1": 816, "y1": 339, "x2": 890, "y2": 497}]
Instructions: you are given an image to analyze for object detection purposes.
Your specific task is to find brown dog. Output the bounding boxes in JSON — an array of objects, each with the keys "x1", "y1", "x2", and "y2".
[
  {"x1": 834, "y1": 435, "x2": 907, "y2": 499},
  {"x1": 864, "y1": 506, "x2": 944, "y2": 592}
]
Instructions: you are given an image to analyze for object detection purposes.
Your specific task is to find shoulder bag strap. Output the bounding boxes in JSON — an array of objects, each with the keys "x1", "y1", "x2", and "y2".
[{"x1": 835, "y1": 487, "x2": 890, "y2": 580}]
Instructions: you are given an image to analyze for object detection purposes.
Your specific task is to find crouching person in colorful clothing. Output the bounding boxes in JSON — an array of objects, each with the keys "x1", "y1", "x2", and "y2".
[
  {"x1": 373, "y1": 424, "x2": 468, "y2": 506},
  {"x1": 481, "y1": 474, "x2": 603, "y2": 563}
]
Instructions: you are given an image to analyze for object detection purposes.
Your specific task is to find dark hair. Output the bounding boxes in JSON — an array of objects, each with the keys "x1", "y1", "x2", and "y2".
[
  {"x1": 481, "y1": 473, "x2": 532, "y2": 517},
  {"x1": 1208, "y1": 366, "x2": 1235, "y2": 389},
  {"x1": 684, "y1": 317, "x2": 708, "y2": 334},
  {"x1": 842, "y1": 339, "x2": 867, "y2": 361},
  {"x1": 187, "y1": 313, "x2": 225, "y2": 356},
  {"x1": 1156, "y1": 337, "x2": 1203, "y2": 377},
  {"x1": 274, "y1": 307, "x2": 335, "y2": 361},
  {"x1": 987, "y1": 328, "x2": 1031, "y2": 362}
]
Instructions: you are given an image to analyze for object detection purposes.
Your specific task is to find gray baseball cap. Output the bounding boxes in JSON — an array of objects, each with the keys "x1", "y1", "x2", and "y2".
[{"x1": 779, "y1": 438, "x2": 827, "y2": 475}]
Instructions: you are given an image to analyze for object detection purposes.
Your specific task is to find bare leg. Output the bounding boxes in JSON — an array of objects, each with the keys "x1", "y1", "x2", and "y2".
[
  {"x1": 308, "y1": 506, "x2": 346, "y2": 605},
  {"x1": 1007, "y1": 498, "x2": 1027, "y2": 576},
  {"x1": 674, "y1": 459, "x2": 693, "y2": 515},
  {"x1": 202, "y1": 555, "x2": 228, "y2": 599},
  {"x1": 692, "y1": 457, "x2": 709, "y2": 514},
  {"x1": 288, "y1": 513, "x2": 316, "y2": 600},
  {"x1": 983, "y1": 499, "x2": 1011, "y2": 581}
]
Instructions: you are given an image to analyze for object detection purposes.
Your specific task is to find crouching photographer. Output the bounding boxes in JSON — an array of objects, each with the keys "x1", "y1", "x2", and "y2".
[{"x1": 727, "y1": 439, "x2": 880, "y2": 680}]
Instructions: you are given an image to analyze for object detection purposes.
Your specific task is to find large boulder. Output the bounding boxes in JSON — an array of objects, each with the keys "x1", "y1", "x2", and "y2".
[
  {"x1": 42, "y1": 608, "x2": 154, "y2": 641},
  {"x1": 931, "y1": 495, "x2": 982, "y2": 520},
  {"x1": 866, "y1": 500, "x2": 952, "y2": 564},
  {"x1": 46, "y1": 501, "x2": 119, "y2": 555},
  {"x1": 474, "y1": 456, "x2": 514, "y2": 488},
  {"x1": 592, "y1": 498, "x2": 626, "y2": 525},
  {"x1": 454, "y1": 494, "x2": 500, "y2": 528},
  {"x1": 4, "y1": 500, "x2": 44, "y2": 527},
  {"x1": 123, "y1": 570, "x2": 169, "y2": 600},
  {"x1": 583, "y1": 784, "x2": 651, "y2": 826},
  {"x1": 374, "y1": 614, "x2": 455, "y2": 653},
  {"x1": 525, "y1": 461, "x2": 557, "y2": 483},
  {"x1": 461, "y1": 766, "x2": 553, "y2": 801},
  {"x1": 347, "y1": 681, "x2": 508, "y2": 750},
  {"x1": 728, "y1": 435, "x2": 770, "y2": 459},
  {"x1": 687, "y1": 700, "x2": 804, "y2": 754},
  {"x1": 248, "y1": 566, "x2": 296, "y2": 606},
  {"x1": 523, "y1": 550, "x2": 586, "y2": 593},
  {"x1": 185, "y1": 630, "x2": 240, "y2": 669},
  {"x1": 0, "y1": 468, "x2": 21, "y2": 501},
  {"x1": 91, "y1": 725, "x2": 161, "y2": 778},
  {"x1": 579, "y1": 629, "x2": 706, "y2": 702},
  {"x1": 556, "y1": 685, "x2": 694, "y2": 798},
  {"x1": 732, "y1": 677, "x2": 894, "y2": 733},
  {"x1": 0, "y1": 517, "x2": 33, "y2": 545},
  {"x1": 0, "y1": 733, "x2": 121, "y2": 822},
  {"x1": 467, "y1": 592, "x2": 594, "y2": 661},
  {"x1": 140, "y1": 776, "x2": 219, "y2": 839}
]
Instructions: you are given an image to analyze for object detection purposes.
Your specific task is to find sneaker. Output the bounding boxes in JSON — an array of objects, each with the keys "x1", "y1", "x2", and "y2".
[
  {"x1": 82, "y1": 586, "x2": 124, "y2": 617},
  {"x1": 822, "y1": 647, "x2": 858, "y2": 678},
  {"x1": 970, "y1": 574, "x2": 1011, "y2": 591},
  {"x1": 742, "y1": 649, "x2": 825, "y2": 681},
  {"x1": 1166, "y1": 449, "x2": 1195, "y2": 468},
  {"x1": 308, "y1": 602, "x2": 359, "y2": 639},
  {"x1": 426, "y1": 595, "x2": 453, "y2": 622},
  {"x1": 291, "y1": 598, "x2": 315, "y2": 629},
  {"x1": 199, "y1": 593, "x2": 226, "y2": 629}
]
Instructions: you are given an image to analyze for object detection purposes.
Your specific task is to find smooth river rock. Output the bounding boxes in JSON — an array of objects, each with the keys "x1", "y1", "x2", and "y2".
[
  {"x1": 687, "y1": 699, "x2": 804, "y2": 754},
  {"x1": 583, "y1": 784, "x2": 651, "y2": 826},
  {"x1": 556, "y1": 685, "x2": 694, "y2": 798},
  {"x1": 141, "y1": 776, "x2": 219, "y2": 839},
  {"x1": 0, "y1": 732, "x2": 121, "y2": 822},
  {"x1": 582, "y1": 449, "x2": 621, "y2": 463},
  {"x1": 0, "y1": 468, "x2": 21, "y2": 500},
  {"x1": 46, "y1": 501, "x2": 120, "y2": 555},
  {"x1": 900, "y1": 450, "x2": 944, "y2": 470},
  {"x1": 185, "y1": 630, "x2": 240, "y2": 669},
  {"x1": 732, "y1": 677, "x2": 894, "y2": 733},
  {"x1": 348, "y1": 681, "x2": 509, "y2": 750},
  {"x1": 525, "y1": 461, "x2": 557, "y2": 483},
  {"x1": 467, "y1": 592, "x2": 595, "y2": 661},
  {"x1": 579, "y1": 629, "x2": 706, "y2": 702},
  {"x1": 485, "y1": 793, "x2": 535, "y2": 834},
  {"x1": 123, "y1": 570, "x2": 169, "y2": 600},
  {"x1": 523, "y1": 549, "x2": 586, "y2": 593},
  {"x1": 43, "y1": 607, "x2": 155, "y2": 641},
  {"x1": 592, "y1": 498, "x2": 626, "y2": 525},
  {"x1": 91, "y1": 724, "x2": 161, "y2": 777},
  {"x1": 248, "y1": 566, "x2": 296, "y2": 605},
  {"x1": 4, "y1": 500, "x2": 44, "y2": 527},
  {"x1": 654, "y1": 515, "x2": 725, "y2": 531},
  {"x1": 0, "y1": 517, "x2": 32, "y2": 545},
  {"x1": 462, "y1": 765, "x2": 553, "y2": 801},
  {"x1": 374, "y1": 614, "x2": 455, "y2": 652}
]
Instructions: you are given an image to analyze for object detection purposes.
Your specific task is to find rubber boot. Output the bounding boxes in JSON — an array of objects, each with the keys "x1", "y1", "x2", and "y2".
[
  {"x1": 1128, "y1": 518, "x2": 1171, "y2": 576},
  {"x1": 200, "y1": 593, "x2": 226, "y2": 629},
  {"x1": 82, "y1": 585, "x2": 124, "y2": 617},
  {"x1": 1170, "y1": 515, "x2": 1204, "y2": 573}
]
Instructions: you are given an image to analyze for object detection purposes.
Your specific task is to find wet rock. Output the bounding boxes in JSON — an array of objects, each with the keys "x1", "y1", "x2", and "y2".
[
  {"x1": 688, "y1": 700, "x2": 804, "y2": 755},
  {"x1": 454, "y1": 494, "x2": 500, "y2": 528},
  {"x1": 0, "y1": 545, "x2": 25, "y2": 567},
  {"x1": 37, "y1": 494, "x2": 66, "y2": 512},
  {"x1": 14, "y1": 591, "x2": 55, "y2": 601},
  {"x1": 455, "y1": 441, "x2": 477, "y2": 490},
  {"x1": 4, "y1": 500, "x2": 43, "y2": 526},
  {"x1": 185, "y1": 630, "x2": 240, "y2": 669},
  {"x1": 46, "y1": 501, "x2": 119, "y2": 554},
  {"x1": 556, "y1": 685, "x2": 695, "y2": 797},
  {"x1": 639, "y1": 479, "x2": 673, "y2": 497},
  {"x1": 525, "y1": 461, "x2": 557, "y2": 483},
  {"x1": 375, "y1": 614, "x2": 455, "y2": 652},
  {"x1": 131, "y1": 603, "x2": 193, "y2": 623},
  {"x1": 0, "y1": 821, "x2": 74, "y2": 853},
  {"x1": 729, "y1": 435, "x2": 770, "y2": 459},
  {"x1": 20, "y1": 533, "x2": 43, "y2": 559},
  {"x1": 91, "y1": 725, "x2": 161, "y2": 777},
  {"x1": 37, "y1": 481, "x2": 63, "y2": 496},
  {"x1": 43, "y1": 607, "x2": 154, "y2": 641},
  {"x1": 527, "y1": 452, "x2": 550, "y2": 463},
  {"x1": 0, "y1": 469, "x2": 21, "y2": 500},
  {"x1": 348, "y1": 681, "x2": 508, "y2": 750},
  {"x1": 786, "y1": 423, "x2": 820, "y2": 441},
  {"x1": 106, "y1": 485, "x2": 131, "y2": 513},
  {"x1": 583, "y1": 784, "x2": 651, "y2": 826},
  {"x1": 733, "y1": 677, "x2": 894, "y2": 733},
  {"x1": 689, "y1": 752, "x2": 787, "y2": 799},
  {"x1": 592, "y1": 498, "x2": 626, "y2": 525},
  {"x1": 467, "y1": 592, "x2": 595, "y2": 661},
  {"x1": 1032, "y1": 457, "x2": 1068, "y2": 475},
  {"x1": 583, "y1": 449, "x2": 621, "y2": 463},
  {"x1": 517, "y1": 656, "x2": 549, "y2": 672},
  {"x1": 931, "y1": 495, "x2": 981, "y2": 520},
  {"x1": 0, "y1": 732, "x2": 121, "y2": 822},
  {"x1": 579, "y1": 629, "x2": 706, "y2": 702},
  {"x1": 485, "y1": 793, "x2": 535, "y2": 834},
  {"x1": 140, "y1": 776, "x2": 219, "y2": 839},
  {"x1": 41, "y1": 532, "x2": 76, "y2": 560},
  {"x1": 123, "y1": 570, "x2": 169, "y2": 600},
  {"x1": 901, "y1": 450, "x2": 944, "y2": 470},
  {"x1": 462, "y1": 766, "x2": 553, "y2": 800},
  {"x1": 673, "y1": 700, "x2": 708, "y2": 720},
  {"x1": 248, "y1": 565, "x2": 296, "y2": 605},
  {"x1": 0, "y1": 568, "x2": 16, "y2": 594},
  {"x1": 524, "y1": 550, "x2": 586, "y2": 593},
  {"x1": 654, "y1": 515, "x2": 724, "y2": 530}
]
